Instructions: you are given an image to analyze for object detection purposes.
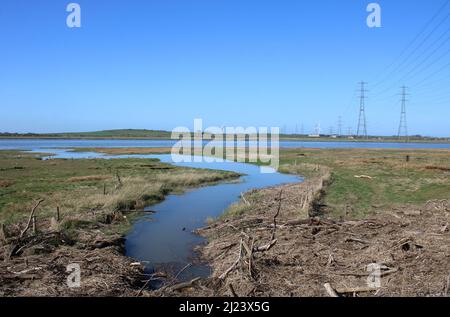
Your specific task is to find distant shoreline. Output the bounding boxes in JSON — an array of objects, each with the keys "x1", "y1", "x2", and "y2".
[{"x1": 1, "y1": 136, "x2": 450, "y2": 144}]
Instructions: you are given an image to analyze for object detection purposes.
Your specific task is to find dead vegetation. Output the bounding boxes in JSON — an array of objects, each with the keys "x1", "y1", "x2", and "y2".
[
  {"x1": 1, "y1": 148, "x2": 449, "y2": 297},
  {"x1": 0, "y1": 180, "x2": 13, "y2": 188},
  {"x1": 160, "y1": 164, "x2": 450, "y2": 297},
  {"x1": 0, "y1": 199, "x2": 145, "y2": 296},
  {"x1": 68, "y1": 175, "x2": 111, "y2": 183},
  {"x1": 0, "y1": 151, "x2": 240, "y2": 297}
]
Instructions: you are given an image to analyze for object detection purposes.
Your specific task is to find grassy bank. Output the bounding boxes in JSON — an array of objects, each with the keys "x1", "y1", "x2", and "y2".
[
  {"x1": 0, "y1": 149, "x2": 242, "y2": 296},
  {"x1": 71, "y1": 147, "x2": 450, "y2": 219},
  {"x1": 277, "y1": 148, "x2": 450, "y2": 218},
  {"x1": 194, "y1": 148, "x2": 450, "y2": 297}
]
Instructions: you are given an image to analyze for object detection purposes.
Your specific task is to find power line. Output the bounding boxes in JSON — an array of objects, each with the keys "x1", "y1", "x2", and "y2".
[
  {"x1": 398, "y1": 86, "x2": 409, "y2": 141},
  {"x1": 337, "y1": 116, "x2": 343, "y2": 136},
  {"x1": 356, "y1": 81, "x2": 368, "y2": 139},
  {"x1": 347, "y1": 127, "x2": 353, "y2": 136},
  {"x1": 371, "y1": 0, "x2": 450, "y2": 88},
  {"x1": 370, "y1": 12, "x2": 450, "y2": 100},
  {"x1": 410, "y1": 59, "x2": 450, "y2": 89}
]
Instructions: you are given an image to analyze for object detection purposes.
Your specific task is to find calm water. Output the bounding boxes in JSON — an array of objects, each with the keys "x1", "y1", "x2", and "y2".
[
  {"x1": 18, "y1": 147, "x2": 301, "y2": 284},
  {"x1": 1, "y1": 138, "x2": 450, "y2": 150},
  {"x1": 124, "y1": 155, "x2": 301, "y2": 284},
  {"x1": 3, "y1": 138, "x2": 449, "y2": 284}
]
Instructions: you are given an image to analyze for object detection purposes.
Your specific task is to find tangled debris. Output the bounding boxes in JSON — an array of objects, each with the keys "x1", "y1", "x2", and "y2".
[
  {"x1": 179, "y1": 181, "x2": 450, "y2": 297},
  {"x1": 0, "y1": 200, "x2": 145, "y2": 296},
  {"x1": 1, "y1": 169, "x2": 449, "y2": 297}
]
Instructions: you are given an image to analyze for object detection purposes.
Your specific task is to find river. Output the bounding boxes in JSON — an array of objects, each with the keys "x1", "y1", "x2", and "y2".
[{"x1": 3, "y1": 138, "x2": 449, "y2": 285}]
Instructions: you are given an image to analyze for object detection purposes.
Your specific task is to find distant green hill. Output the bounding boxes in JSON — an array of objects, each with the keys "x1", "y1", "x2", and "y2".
[{"x1": 0, "y1": 129, "x2": 172, "y2": 139}]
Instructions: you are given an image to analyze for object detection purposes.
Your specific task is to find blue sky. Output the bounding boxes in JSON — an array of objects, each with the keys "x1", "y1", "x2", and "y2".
[{"x1": 1, "y1": 0, "x2": 449, "y2": 136}]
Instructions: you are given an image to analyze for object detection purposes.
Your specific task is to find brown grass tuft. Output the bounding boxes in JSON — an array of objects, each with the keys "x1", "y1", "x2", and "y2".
[{"x1": 0, "y1": 180, "x2": 13, "y2": 188}]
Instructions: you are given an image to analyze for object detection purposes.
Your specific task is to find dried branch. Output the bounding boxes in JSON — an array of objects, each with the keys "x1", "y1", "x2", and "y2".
[
  {"x1": 19, "y1": 199, "x2": 44, "y2": 239},
  {"x1": 219, "y1": 239, "x2": 243, "y2": 280},
  {"x1": 228, "y1": 283, "x2": 238, "y2": 297},
  {"x1": 169, "y1": 277, "x2": 201, "y2": 292},
  {"x1": 324, "y1": 283, "x2": 339, "y2": 297}
]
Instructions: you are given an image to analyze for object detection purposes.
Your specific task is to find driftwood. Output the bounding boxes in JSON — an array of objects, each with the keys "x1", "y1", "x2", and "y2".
[
  {"x1": 219, "y1": 190, "x2": 283, "y2": 280},
  {"x1": 444, "y1": 273, "x2": 450, "y2": 296},
  {"x1": 354, "y1": 175, "x2": 373, "y2": 180},
  {"x1": 219, "y1": 239, "x2": 243, "y2": 280},
  {"x1": 228, "y1": 283, "x2": 238, "y2": 297},
  {"x1": 169, "y1": 277, "x2": 201, "y2": 292},
  {"x1": 324, "y1": 283, "x2": 339, "y2": 297},
  {"x1": 19, "y1": 199, "x2": 44, "y2": 239},
  {"x1": 270, "y1": 190, "x2": 282, "y2": 241},
  {"x1": 345, "y1": 237, "x2": 370, "y2": 244},
  {"x1": 335, "y1": 286, "x2": 378, "y2": 294},
  {"x1": 253, "y1": 239, "x2": 277, "y2": 252}
]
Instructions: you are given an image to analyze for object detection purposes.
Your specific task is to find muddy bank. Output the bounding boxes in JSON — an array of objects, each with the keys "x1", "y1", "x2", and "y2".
[{"x1": 169, "y1": 170, "x2": 450, "y2": 297}]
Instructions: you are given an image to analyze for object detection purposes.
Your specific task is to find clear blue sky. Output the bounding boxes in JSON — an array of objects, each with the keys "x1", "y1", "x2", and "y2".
[{"x1": 1, "y1": 0, "x2": 449, "y2": 136}]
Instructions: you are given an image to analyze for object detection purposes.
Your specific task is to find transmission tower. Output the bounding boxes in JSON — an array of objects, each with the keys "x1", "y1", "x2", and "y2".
[
  {"x1": 337, "y1": 116, "x2": 343, "y2": 136},
  {"x1": 356, "y1": 81, "x2": 368, "y2": 139},
  {"x1": 329, "y1": 126, "x2": 334, "y2": 135},
  {"x1": 398, "y1": 86, "x2": 409, "y2": 142},
  {"x1": 347, "y1": 127, "x2": 353, "y2": 136}
]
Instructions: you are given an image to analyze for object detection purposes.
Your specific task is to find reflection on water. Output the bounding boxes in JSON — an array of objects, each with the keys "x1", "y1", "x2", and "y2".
[
  {"x1": 5, "y1": 139, "x2": 450, "y2": 285},
  {"x1": 12, "y1": 146, "x2": 301, "y2": 285},
  {"x1": 124, "y1": 155, "x2": 301, "y2": 284}
]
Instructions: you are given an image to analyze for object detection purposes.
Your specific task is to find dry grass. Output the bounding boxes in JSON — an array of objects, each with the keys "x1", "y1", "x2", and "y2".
[
  {"x1": 0, "y1": 180, "x2": 13, "y2": 188},
  {"x1": 68, "y1": 175, "x2": 111, "y2": 183}
]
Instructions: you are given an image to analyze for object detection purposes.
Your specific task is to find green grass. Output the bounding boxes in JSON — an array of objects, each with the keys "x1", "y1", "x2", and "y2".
[
  {"x1": 277, "y1": 148, "x2": 450, "y2": 218},
  {"x1": 0, "y1": 150, "x2": 240, "y2": 228}
]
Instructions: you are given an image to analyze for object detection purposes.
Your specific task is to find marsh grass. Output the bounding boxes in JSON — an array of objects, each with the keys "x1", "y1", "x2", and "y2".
[
  {"x1": 0, "y1": 151, "x2": 240, "y2": 234},
  {"x1": 278, "y1": 148, "x2": 450, "y2": 218}
]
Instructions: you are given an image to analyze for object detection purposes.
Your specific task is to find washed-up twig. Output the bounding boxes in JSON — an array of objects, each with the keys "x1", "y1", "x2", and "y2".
[
  {"x1": 324, "y1": 283, "x2": 339, "y2": 297},
  {"x1": 20, "y1": 199, "x2": 44, "y2": 239},
  {"x1": 335, "y1": 286, "x2": 379, "y2": 294},
  {"x1": 445, "y1": 272, "x2": 450, "y2": 296},
  {"x1": 345, "y1": 237, "x2": 370, "y2": 244},
  {"x1": 228, "y1": 283, "x2": 238, "y2": 297},
  {"x1": 253, "y1": 239, "x2": 277, "y2": 252},
  {"x1": 271, "y1": 190, "x2": 283, "y2": 241},
  {"x1": 169, "y1": 277, "x2": 201, "y2": 292},
  {"x1": 354, "y1": 175, "x2": 373, "y2": 180},
  {"x1": 219, "y1": 239, "x2": 243, "y2": 280},
  {"x1": 174, "y1": 263, "x2": 192, "y2": 280}
]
